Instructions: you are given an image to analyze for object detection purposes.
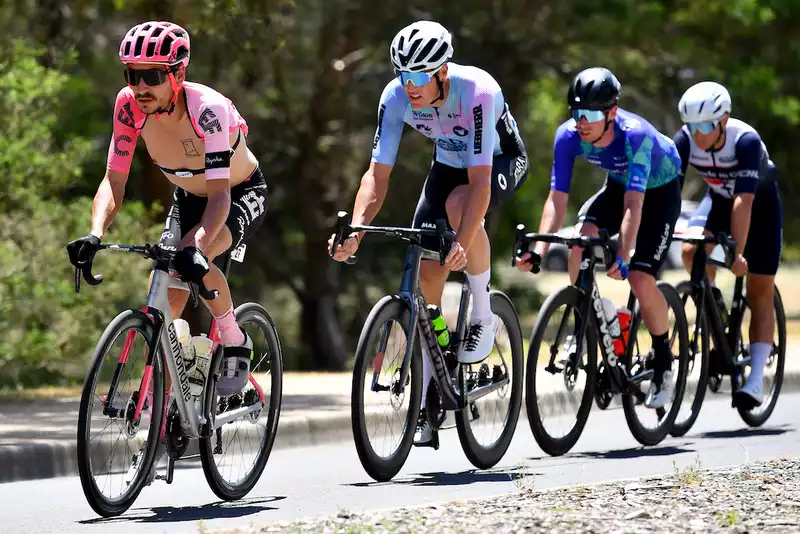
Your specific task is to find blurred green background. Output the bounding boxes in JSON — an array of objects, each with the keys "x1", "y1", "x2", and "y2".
[{"x1": 1, "y1": 0, "x2": 797, "y2": 388}]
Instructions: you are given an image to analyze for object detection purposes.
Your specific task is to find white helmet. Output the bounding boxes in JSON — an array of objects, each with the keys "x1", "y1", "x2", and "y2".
[
  {"x1": 390, "y1": 21, "x2": 453, "y2": 72},
  {"x1": 678, "y1": 81, "x2": 732, "y2": 123}
]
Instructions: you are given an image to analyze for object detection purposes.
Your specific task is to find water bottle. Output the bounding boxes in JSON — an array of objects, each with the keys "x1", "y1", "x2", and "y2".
[
  {"x1": 173, "y1": 319, "x2": 196, "y2": 365},
  {"x1": 189, "y1": 334, "x2": 214, "y2": 398},
  {"x1": 427, "y1": 305, "x2": 450, "y2": 349},
  {"x1": 600, "y1": 298, "x2": 630, "y2": 358}
]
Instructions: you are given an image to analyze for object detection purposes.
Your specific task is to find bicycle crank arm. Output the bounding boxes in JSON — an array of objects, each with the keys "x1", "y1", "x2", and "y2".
[
  {"x1": 212, "y1": 401, "x2": 265, "y2": 430},
  {"x1": 466, "y1": 376, "x2": 510, "y2": 404}
]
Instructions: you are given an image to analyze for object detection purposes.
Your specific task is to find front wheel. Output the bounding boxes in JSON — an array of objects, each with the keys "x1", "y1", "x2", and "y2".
[
  {"x1": 622, "y1": 281, "x2": 689, "y2": 446},
  {"x1": 351, "y1": 296, "x2": 423, "y2": 482},
  {"x1": 200, "y1": 302, "x2": 283, "y2": 501},
  {"x1": 669, "y1": 280, "x2": 710, "y2": 437},
  {"x1": 77, "y1": 309, "x2": 165, "y2": 518},
  {"x1": 525, "y1": 285, "x2": 597, "y2": 457},
  {"x1": 455, "y1": 291, "x2": 524, "y2": 469}
]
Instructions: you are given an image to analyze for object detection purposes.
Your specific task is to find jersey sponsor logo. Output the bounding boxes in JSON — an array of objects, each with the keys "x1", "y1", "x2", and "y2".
[
  {"x1": 453, "y1": 126, "x2": 468, "y2": 137},
  {"x1": 113, "y1": 134, "x2": 133, "y2": 157},
  {"x1": 719, "y1": 154, "x2": 736, "y2": 163},
  {"x1": 412, "y1": 110, "x2": 433, "y2": 119},
  {"x1": 117, "y1": 102, "x2": 135, "y2": 128},
  {"x1": 205, "y1": 150, "x2": 230, "y2": 169},
  {"x1": 415, "y1": 123, "x2": 433, "y2": 135},
  {"x1": 473, "y1": 105, "x2": 483, "y2": 154},
  {"x1": 198, "y1": 109, "x2": 223, "y2": 134},
  {"x1": 436, "y1": 138, "x2": 467, "y2": 152},
  {"x1": 373, "y1": 104, "x2": 386, "y2": 149},
  {"x1": 448, "y1": 113, "x2": 462, "y2": 119}
]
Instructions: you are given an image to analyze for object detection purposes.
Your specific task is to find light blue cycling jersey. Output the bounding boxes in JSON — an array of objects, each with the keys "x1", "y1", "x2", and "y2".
[
  {"x1": 551, "y1": 108, "x2": 681, "y2": 193},
  {"x1": 371, "y1": 63, "x2": 515, "y2": 169}
]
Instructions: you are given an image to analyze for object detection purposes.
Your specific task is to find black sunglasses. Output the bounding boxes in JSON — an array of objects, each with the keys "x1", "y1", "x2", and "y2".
[{"x1": 124, "y1": 66, "x2": 175, "y2": 87}]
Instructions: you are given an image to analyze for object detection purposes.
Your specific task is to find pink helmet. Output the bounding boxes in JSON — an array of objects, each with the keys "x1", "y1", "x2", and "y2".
[{"x1": 119, "y1": 21, "x2": 190, "y2": 68}]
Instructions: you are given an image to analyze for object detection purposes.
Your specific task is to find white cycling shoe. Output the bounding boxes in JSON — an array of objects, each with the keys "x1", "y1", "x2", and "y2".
[
  {"x1": 645, "y1": 369, "x2": 674, "y2": 409},
  {"x1": 458, "y1": 317, "x2": 495, "y2": 364},
  {"x1": 735, "y1": 377, "x2": 763, "y2": 408}
]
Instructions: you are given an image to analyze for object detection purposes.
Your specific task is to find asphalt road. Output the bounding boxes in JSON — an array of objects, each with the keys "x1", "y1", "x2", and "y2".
[{"x1": 2, "y1": 393, "x2": 798, "y2": 534}]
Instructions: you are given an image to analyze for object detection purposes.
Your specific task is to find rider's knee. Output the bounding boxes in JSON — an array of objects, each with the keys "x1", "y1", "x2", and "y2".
[{"x1": 628, "y1": 270, "x2": 656, "y2": 297}]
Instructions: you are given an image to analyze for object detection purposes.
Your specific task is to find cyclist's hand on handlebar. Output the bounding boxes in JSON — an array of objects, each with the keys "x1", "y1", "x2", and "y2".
[
  {"x1": 66, "y1": 234, "x2": 102, "y2": 267},
  {"x1": 444, "y1": 241, "x2": 468, "y2": 271},
  {"x1": 514, "y1": 251, "x2": 542, "y2": 273},
  {"x1": 173, "y1": 246, "x2": 211, "y2": 283},
  {"x1": 731, "y1": 253, "x2": 748, "y2": 277},
  {"x1": 328, "y1": 232, "x2": 359, "y2": 262},
  {"x1": 607, "y1": 256, "x2": 629, "y2": 280}
]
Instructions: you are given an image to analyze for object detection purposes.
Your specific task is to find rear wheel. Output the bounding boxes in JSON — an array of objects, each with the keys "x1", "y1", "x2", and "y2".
[
  {"x1": 737, "y1": 286, "x2": 786, "y2": 427},
  {"x1": 200, "y1": 303, "x2": 283, "y2": 501},
  {"x1": 622, "y1": 282, "x2": 689, "y2": 446},
  {"x1": 456, "y1": 291, "x2": 524, "y2": 469}
]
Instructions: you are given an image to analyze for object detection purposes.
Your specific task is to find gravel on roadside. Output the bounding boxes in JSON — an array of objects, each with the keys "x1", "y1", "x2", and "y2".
[{"x1": 209, "y1": 457, "x2": 800, "y2": 533}]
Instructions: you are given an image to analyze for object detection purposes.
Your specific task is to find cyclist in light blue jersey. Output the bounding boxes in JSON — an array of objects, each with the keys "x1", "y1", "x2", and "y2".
[
  {"x1": 516, "y1": 67, "x2": 683, "y2": 409},
  {"x1": 330, "y1": 20, "x2": 529, "y2": 446}
]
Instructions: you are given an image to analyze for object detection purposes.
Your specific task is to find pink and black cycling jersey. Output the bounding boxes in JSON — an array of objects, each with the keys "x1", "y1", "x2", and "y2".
[
  {"x1": 370, "y1": 63, "x2": 520, "y2": 169},
  {"x1": 106, "y1": 81, "x2": 248, "y2": 180}
]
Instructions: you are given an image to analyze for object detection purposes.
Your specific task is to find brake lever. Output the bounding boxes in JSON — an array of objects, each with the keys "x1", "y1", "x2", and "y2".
[
  {"x1": 195, "y1": 279, "x2": 219, "y2": 301},
  {"x1": 435, "y1": 218, "x2": 455, "y2": 266},
  {"x1": 330, "y1": 211, "x2": 354, "y2": 260},
  {"x1": 597, "y1": 229, "x2": 615, "y2": 268},
  {"x1": 80, "y1": 262, "x2": 104, "y2": 288},
  {"x1": 512, "y1": 224, "x2": 527, "y2": 267}
]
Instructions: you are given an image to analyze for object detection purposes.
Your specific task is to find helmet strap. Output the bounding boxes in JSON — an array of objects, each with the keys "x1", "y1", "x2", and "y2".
[
  {"x1": 154, "y1": 68, "x2": 181, "y2": 120},
  {"x1": 588, "y1": 110, "x2": 613, "y2": 145},
  {"x1": 430, "y1": 71, "x2": 445, "y2": 105}
]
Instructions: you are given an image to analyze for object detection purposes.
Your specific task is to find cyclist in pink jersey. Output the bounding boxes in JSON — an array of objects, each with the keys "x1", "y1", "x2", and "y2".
[{"x1": 67, "y1": 21, "x2": 265, "y2": 402}]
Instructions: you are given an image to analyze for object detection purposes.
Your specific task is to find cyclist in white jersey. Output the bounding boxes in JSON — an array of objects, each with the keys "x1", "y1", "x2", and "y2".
[
  {"x1": 675, "y1": 81, "x2": 783, "y2": 408},
  {"x1": 329, "y1": 20, "x2": 529, "y2": 445}
]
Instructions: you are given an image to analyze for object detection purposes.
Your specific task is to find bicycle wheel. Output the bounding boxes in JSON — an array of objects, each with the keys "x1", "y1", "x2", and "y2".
[
  {"x1": 738, "y1": 286, "x2": 786, "y2": 427},
  {"x1": 200, "y1": 302, "x2": 283, "y2": 501},
  {"x1": 622, "y1": 281, "x2": 689, "y2": 446},
  {"x1": 77, "y1": 309, "x2": 165, "y2": 517},
  {"x1": 351, "y1": 295, "x2": 422, "y2": 482},
  {"x1": 669, "y1": 280, "x2": 710, "y2": 437},
  {"x1": 455, "y1": 291, "x2": 524, "y2": 469},
  {"x1": 525, "y1": 285, "x2": 597, "y2": 457}
]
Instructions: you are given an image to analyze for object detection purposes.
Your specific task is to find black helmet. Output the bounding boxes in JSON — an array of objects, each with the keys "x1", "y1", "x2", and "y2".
[{"x1": 568, "y1": 67, "x2": 621, "y2": 110}]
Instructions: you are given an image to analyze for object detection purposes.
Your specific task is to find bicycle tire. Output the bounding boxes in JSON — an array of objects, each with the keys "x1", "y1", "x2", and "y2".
[
  {"x1": 77, "y1": 309, "x2": 165, "y2": 517},
  {"x1": 351, "y1": 295, "x2": 422, "y2": 482},
  {"x1": 738, "y1": 286, "x2": 786, "y2": 427},
  {"x1": 525, "y1": 285, "x2": 597, "y2": 457},
  {"x1": 622, "y1": 281, "x2": 689, "y2": 446},
  {"x1": 669, "y1": 280, "x2": 710, "y2": 437},
  {"x1": 200, "y1": 302, "x2": 283, "y2": 501},
  {"x1": 455, "y1": 291, "x2": 524, "y2": 469}
]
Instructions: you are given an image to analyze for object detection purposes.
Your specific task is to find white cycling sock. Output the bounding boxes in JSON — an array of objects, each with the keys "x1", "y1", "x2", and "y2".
[
  {"x1": 467, "y1": 269, "x2": 492, "y2": 324},
  {"x1": 748, "y1": 342, "x2": 771, "y2": 385},
  {"x1": 421, "y1": 344, "x2": 432, "y2": 409}
]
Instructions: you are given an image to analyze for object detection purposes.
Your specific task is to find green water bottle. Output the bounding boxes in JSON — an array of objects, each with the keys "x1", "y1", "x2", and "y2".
[{"x1": 427, "y1": 305, "x2": 450, "y2": 349}]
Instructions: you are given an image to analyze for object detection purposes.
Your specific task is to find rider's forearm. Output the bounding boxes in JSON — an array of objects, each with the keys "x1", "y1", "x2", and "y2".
[
  {"x1": 731, "y1": 193, "x2": 754, "y2": 256},
  {"x1": 457, "y1": 172, "x2": 491, "y2": 251},
  {"x1": 352, "y1": 166, "x2": 390, "y2": 241},
  {"x1": 194, "y1": 189, "x2": 231, "y2": 253},
  {"x1": 618, "y1": 192, "x2": 644, "y2": 263},
  {"x1": 534, "y1": 191, "x2": 568, "y2": 256},
  {"x1": 90, "y1": 171, "x2": 127, "y2": 239}
]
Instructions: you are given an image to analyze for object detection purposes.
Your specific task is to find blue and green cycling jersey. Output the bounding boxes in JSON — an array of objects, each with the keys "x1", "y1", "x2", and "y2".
[{"x1": 550, "y1": 108, "x2": 681, "y2": 193}]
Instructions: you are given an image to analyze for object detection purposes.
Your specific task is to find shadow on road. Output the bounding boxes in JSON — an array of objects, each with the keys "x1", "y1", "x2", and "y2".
[
  {"x1": 696, "y1": 424, "x2": 792, "y2": 440},
  {"x1": 78, "y1": 495, "x2": 286, "y2": 524},
  {"x1": 346, "y1": 465, "x2": 540, "y2": 488},
  {"x1": 561, "y1": 444, "x2": 695, "y2": 460}
]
